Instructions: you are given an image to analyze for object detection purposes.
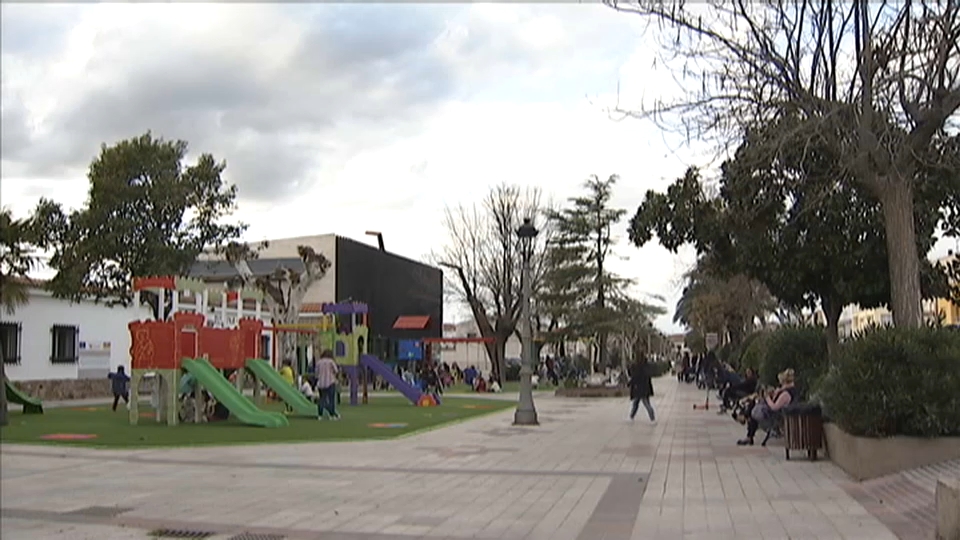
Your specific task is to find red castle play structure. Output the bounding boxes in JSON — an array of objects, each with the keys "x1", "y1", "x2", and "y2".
[{"x1": 127, "y1": 276, "x2": 277, "y2": 426}]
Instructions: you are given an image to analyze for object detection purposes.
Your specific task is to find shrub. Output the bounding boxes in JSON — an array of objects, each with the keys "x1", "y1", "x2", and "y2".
[
  {"x1": 818, "y1": 327, "x2": 960, "y2": 438},
  {"x1": 758, "y1": 325, "x2": 828, "y2": 399},
  {"x1": 648, "y1": 361, "x2": 671, "y2": 377},
  {"x1": 717, "y1": 342, "x2": 740, "y2": 367},
  {"x1": 739, "y1": 331, "x2": 772, "y2": 374},
  {"x1": 735, "y1": 331, "x2": 764, "y2": 367},
  {"x1": 505, "y1": 363, "x2": 521, "y2": 382}
]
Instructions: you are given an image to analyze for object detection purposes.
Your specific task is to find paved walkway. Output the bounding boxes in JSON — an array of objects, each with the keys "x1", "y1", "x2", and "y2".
[{"x1": 1, "y1": 378, "x2": 906, "y2": 539}]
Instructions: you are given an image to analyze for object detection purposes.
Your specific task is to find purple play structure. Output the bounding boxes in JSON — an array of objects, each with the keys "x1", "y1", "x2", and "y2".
[
  {"x1": 341, "y1": 355, "x2": 437, "y2": 406},
  {"x1": 322, "y1": 301, "x2": 438, "y2": 406}
]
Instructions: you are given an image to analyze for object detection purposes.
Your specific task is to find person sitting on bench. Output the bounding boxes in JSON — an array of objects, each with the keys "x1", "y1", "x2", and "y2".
[
  {"x1": 737, "y1": 369, "x2": 798, "y2": 446},
  {"x1": 720, "y1": 368, "x2": 758, "y2": 412}
]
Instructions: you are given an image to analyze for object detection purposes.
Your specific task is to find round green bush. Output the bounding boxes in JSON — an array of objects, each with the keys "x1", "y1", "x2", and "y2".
[
  {"x1": 818, "y1": 327, "x2": 960, "y2": 438},
  {"x1": 758, "y1": 325, "x2": 828, "y2": 398}
]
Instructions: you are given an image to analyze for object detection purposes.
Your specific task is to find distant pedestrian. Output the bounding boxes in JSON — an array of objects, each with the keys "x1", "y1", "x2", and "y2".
[
  {"x1": 314, "y1": 350, "x2": 340, "y2": 421},
  {"x1": 107, "y1": 365, "x2": 131, "y2": 412},
  {"x1": 627, "y1": 357, "x2": 656, "y2": 424}
]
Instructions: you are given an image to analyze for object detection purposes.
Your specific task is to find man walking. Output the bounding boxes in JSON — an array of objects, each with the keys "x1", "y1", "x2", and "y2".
[
  {"x1": 314, "y1": 350, "x2": 340, "y2": 421},
  {"x1": 627, "y1": 356, "x2": 656, "y2": 424}
]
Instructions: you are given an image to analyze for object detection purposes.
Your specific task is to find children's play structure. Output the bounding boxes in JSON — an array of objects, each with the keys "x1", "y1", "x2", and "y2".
[
  {"x1": 4, "y1": 378, "x2": 43, "y2": 414},
  {"x1": 127, "y1": 276, "x2": 439, "y2": 427}
]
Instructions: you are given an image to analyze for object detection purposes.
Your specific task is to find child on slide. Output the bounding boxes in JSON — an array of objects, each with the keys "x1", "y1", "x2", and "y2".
[{"x1": 278, "y1": 359, "x2": 295, "y2": 413}]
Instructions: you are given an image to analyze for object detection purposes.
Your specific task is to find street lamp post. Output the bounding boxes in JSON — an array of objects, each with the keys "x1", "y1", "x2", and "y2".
[{"x1": 514, "y1": 218, "x2": 539, "y2": 426}]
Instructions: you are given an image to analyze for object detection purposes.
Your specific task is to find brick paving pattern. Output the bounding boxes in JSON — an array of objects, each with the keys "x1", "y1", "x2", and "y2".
[
  {"x1": 0, "y1": 378, "x2": 929, "y2": 539},
  {"x1": 841, "y1": 458, "x2": 960, "y2": 540}
]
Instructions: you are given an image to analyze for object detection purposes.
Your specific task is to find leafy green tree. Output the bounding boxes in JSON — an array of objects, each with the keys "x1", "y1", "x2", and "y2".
[
  {"x1": 34, "y1": 132, "x2": 245, "y2": 318},
  {"x1": 0, "y1": 208, "x2": 46, "y2": 426},
  {"x1": 538, "y1": 226, "x2": 592, "y2": 355},
  {"x1": 547, "y1": 175, "x2": 628, "y2": 369},
  {"x1": 630, "y1": 119, "x2": 956, "y2": 360}
]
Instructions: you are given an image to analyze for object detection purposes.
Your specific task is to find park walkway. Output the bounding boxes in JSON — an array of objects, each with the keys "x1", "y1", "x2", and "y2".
[{"x1": 0, "y1": 377, "x2": 907, "y2": 540}]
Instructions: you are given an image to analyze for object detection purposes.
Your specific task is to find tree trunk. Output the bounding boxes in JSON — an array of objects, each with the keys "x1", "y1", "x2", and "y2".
[
  {"x1": 281, "y1": 332, "x2": 297, "y2": 367},
  {"x1": 822, "y1": 295, "x2": 843, "y2": 364},
  {"x1": 0, "y1": 346, "x2": 8, "y2": 427},
  {"x1": 483, "y1": 337, "x2": 507, "y2": 384},
  {"x1": 880, "y1": 178, "x2": 923, "y2": 328}
]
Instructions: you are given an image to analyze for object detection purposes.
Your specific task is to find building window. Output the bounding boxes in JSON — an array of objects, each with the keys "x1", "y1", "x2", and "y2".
[
  {"x1": 1, "y1": 322, "x2": 21, "y2": 364},
  {"x1": 50, "y1": 325, "x2": 79, "y2": 363}
]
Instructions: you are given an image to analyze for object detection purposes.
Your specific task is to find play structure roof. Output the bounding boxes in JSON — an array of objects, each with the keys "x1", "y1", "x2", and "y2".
[{"x1": 393, "y1": 315, "x2": 431, "y2": 330}]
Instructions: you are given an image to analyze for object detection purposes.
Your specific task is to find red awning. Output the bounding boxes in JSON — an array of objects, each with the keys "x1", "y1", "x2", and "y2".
[{"x1": 393, "y1": 315, "x2": 431, "y2": 330}]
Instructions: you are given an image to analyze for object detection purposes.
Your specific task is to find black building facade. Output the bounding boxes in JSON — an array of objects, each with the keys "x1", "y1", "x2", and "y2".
[{"x1": 334, "y1": 236, "x2": 442, "y2": 359}]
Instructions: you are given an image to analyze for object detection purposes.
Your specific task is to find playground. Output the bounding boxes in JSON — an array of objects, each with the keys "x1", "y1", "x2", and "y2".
[{"x1": 0, "y1": 275, "x2": 514, "y2": 447}]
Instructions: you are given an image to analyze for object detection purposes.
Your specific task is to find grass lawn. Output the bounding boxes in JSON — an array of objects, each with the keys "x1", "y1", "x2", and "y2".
[{"x1": 0, "y1": 396, "x2": 513, "y2": 449}]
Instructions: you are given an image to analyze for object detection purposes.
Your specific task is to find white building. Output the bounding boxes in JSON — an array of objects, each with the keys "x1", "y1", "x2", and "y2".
[
  {"x1": 438, "y1": 320, "x2": 521, "y2": 374},
  {"x1": 1, "y1": 282, "x2": 150, "y2": 382},
  {"x1": 832, "y1": 300, "x2": 940, "y2": 340}
]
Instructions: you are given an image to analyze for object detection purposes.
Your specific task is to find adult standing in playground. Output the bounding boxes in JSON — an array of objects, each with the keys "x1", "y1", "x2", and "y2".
[{"x1": 314, "y1": 350, "x2": 340, "y2": 421}]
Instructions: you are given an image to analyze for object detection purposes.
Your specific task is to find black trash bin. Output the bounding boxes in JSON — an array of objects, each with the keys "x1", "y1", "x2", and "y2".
[{"x1": 782, "y1": 402, "x2": 823, "y2": 461}]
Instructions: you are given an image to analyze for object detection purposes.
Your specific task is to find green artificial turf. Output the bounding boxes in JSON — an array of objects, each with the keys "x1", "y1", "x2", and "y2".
[{"x1": 0, "y1": 396, "x2": 513, "y2": 449}]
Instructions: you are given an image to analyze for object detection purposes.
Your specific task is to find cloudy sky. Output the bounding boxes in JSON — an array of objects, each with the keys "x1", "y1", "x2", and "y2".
[{"x1": 2, "y1": 3, "x2": 955, "y2": 333}]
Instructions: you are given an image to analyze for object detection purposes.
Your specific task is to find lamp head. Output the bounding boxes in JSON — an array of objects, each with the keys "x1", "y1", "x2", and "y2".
[{"x1": 516, "y1": 217, "x2": 538, "y2": 240}]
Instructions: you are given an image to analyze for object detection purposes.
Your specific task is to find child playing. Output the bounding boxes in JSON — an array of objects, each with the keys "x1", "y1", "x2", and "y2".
[
  {"x1": 299, "y1": 378, "x2": 317, "y2": 401},
  {"x1": 107, "y1": 365, "x2": 131, "y2": 411},
  {"x1": 278, "y1": 359, "x2": 295, "y2": 413}
]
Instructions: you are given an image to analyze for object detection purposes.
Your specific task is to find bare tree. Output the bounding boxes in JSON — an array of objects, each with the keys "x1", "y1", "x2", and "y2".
[
  {"x1": 436, "y1": 185, "x2": 552, "y2": 383},
  {"x1": 606, "y1": 0, "x2": 960, "y2": 328},
  {"x1": 223, "y1": 243, "x2": 331, "y2": 366}
]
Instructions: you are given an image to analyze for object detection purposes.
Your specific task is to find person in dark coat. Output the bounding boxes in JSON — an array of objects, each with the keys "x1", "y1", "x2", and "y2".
[{"x1": 628, "y1": 356, "x2": 656, "y2": 423}]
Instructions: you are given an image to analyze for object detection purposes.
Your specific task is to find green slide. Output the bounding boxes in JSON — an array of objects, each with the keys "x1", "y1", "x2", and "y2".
[
  {"x1": 181, "y1": 358, "x2": 288, "y2": 428},
  {"x1": 245, "y1": 358, "x2": 316, "y2": 416},
  {"x1": 4, "y1": 378, "x2": 43, "y2": 414}
]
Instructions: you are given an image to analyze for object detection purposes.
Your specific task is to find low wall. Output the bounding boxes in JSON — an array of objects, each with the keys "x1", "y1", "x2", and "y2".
[
  {"x1": 938, "y1": 478, "x2": 960, "y2": 540},
  {"x1": 824, "y1": 423, "x2": 960, "y2": 481},
  {"x1": 10, "y1": 378, "x2": 113, "y2": 401},
  {"x1": 555, "y1": 386, "x2": 627, "y2": 398}
]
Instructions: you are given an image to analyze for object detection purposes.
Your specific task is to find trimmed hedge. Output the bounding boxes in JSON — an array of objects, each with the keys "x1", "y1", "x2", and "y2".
[
  {"x1": 818, "y1": 326, "x2": 960, "y2": 438},
  {"x1": 758, "y1": 326, "x2": 828, "y2": 399}
]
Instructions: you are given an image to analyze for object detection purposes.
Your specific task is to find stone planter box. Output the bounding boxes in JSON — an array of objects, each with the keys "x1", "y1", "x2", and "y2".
[
  {"x1": 555, "y1": 386, "x2": 627, "y2": 398},
  {"x1": 823, "y1": 422, "x2": 960, "y2": 481},
  {"x1": 938, "y1": 478, "x2": 960, "y2": 540}
]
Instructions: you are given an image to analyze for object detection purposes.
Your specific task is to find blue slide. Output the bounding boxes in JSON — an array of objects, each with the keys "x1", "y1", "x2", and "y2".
[{"x1": 360, "y1": 354, "x2": 440, "y2": 405}]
